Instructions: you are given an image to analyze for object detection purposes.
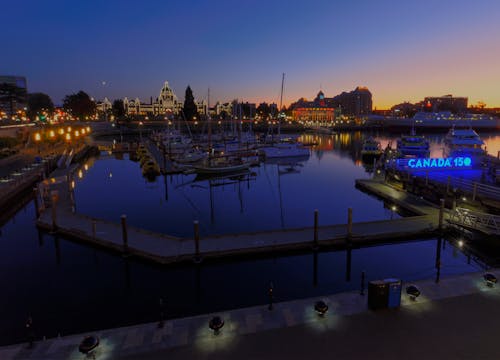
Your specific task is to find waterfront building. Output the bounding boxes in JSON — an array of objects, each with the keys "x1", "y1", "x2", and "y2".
[
  {"x1": 423, "y1": 94, "x2": 467, "y2": 114},
  {"x1": 291, "y1": 91, "x2": 335, "y2": 122},
  {"x1": 0, "y1": 75, "x2": 28, "y2": 118},
  {"x1": 332, "y1": 86, "x2": 373, "y2": 116},
  {"x1": 96, "y1": 81, "x2": 207, "y2": 118},
  {"x1": 215, "y1": 101, "x2": 233, "y2": 116}
]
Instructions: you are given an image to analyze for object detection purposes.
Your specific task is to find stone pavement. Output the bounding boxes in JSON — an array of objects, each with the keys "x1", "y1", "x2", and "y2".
[{"x1": 2, "y1": 269, "x2": 499, "y2": 360}]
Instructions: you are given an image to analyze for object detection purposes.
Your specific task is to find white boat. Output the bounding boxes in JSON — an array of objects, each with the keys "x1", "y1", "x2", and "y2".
[
  {"x1": 443, "y1": 127, "x2": 486, "y2": 159},
  {"x1": 397, "y1": 128, "x2": 430, "y2": 158},
  {"x1": 361, "y1": 137, "x2": 382, "y2": 161},
  {"x1": 259, "y1": 143, "x2": 310, "y2": 159}
]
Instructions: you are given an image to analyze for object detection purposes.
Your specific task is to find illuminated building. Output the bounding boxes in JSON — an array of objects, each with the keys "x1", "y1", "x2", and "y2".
[
  {"x1": 0, "y1": 75, "x2": 28, "y2": 117},
  {"x1": 96, "y1": 81, "x2": 207, "y2": 117},
  {"x1": 423, "y1": 94, "x2": 468, "y2": 113},
  {"x1": 291, "y1": 91, "x2": 335, "y2": 122}
]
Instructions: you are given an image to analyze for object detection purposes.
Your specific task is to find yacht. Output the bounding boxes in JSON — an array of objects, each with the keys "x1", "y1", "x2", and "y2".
[
  {"x1": 361, "y1": 137, "x2": 382, "y2": 162},
  {"x1": 397, "y1": 129, "x2": 430, "y2": 158},
  {"x1": 443, "y1": 127, "x2": 486, "y2": 159}
]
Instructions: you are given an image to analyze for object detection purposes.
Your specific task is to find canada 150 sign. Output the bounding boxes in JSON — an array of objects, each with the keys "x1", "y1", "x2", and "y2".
[{"x1": 403, "y1": 157, "x2": 472, "y2": 169}]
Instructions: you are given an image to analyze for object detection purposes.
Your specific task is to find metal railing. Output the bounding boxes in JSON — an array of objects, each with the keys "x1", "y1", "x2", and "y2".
[{"x1": 449, "y1": 207, "x2": 500, "y2": 235}]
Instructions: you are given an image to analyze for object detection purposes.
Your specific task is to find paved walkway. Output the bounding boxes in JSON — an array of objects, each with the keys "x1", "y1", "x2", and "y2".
[{"x1": 1, "y1": 269, "x2": 499, "y2": 359}]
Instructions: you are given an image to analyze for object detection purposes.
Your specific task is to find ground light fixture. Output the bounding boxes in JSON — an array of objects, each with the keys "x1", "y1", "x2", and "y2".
[
  {"x1": 209, "y1": 316, "x2": 224, "y2": 335},
  {"x1": 483, "y1": 273, "x2": 497, "y2": 287},
  {"x1": 78, "y1": 335, "x2": 99, "y2": 357},
  {"x1": 314, "y1": 300, "x2": 329, "y2": 316},
  {"x1": 406, "y1": 285, "x2": 421, "y2": 300}
]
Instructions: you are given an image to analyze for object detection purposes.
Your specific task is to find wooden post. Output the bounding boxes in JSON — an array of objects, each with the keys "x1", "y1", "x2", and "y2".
[
  {"x1": 425, "y1": 171, "x2": 429, "y2": 186},
  {"x1": 33, "y1": 187, "x2": 40, "y2": 218},
  {"x1": 193, "y1": 220, "x2": 200, "y2": 262},
  {"x1": 121, "y1": 215, "x2": 128, "y2": 253},
  {"x1": 92, "y1": 219, "x2": 96, "y2": 238},
  {"x1": 472, "y1": 182, "x2": 478, "y2": 201},
  {"x1": 313, "y1": 209, "x2": 319, "y2": 249},
  {"x1": 347, "y1": 207, "x2": 353, "y2": 242},
  {"x1": 439, "y1": 198, "x2": 445, "y2": 232},
  {"x1": 446, "y1": 176, "x2": 451, "y2": 193},
  {"x1": 51, "y1": 190, "x2": 59, "y2": 231}
]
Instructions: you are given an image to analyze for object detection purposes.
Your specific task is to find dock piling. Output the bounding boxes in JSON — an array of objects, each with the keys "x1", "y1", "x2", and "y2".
[
  {"x1": 446, "y1": 176, "x2": 451, "y2": 193},
  {"x1": 33, "y1": 187, "x2": 40, "y2": 218},
  {"x1": 50, "y1": 190, "x2": 59, "y2": 231},
  {"x1": 121, "y1": 215, "x2": 128, "y2": 253},
  {"x1": 193, "y1": 220, "x2": 201, "y2": 262},
  {"x1": 91, "y1": 219, "x2": 96, "y2": 238},
  {"x1": 439, "y1": 199, "x2": 445, "y2": 232},
  {"x1": 347, "y1": 207, "x2": 353, "y2": 242},
  {"x1": 313, "y1": 209, "x2": 319, "y2": 249},
  {"x1": 472, "y1": 182, "x2": 478, "y2": 201},
  {"x1": 360, "y1": 271, "x2": 365, "y2": 296}
]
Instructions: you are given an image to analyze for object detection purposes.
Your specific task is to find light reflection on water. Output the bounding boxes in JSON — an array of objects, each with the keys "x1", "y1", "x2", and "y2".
[{"x1": 0, "y1": 131, "x2": 497, "y2": 346}]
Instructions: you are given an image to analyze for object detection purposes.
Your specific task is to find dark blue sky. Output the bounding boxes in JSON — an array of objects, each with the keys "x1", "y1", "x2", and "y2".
[{"x1": 3, "y1": 0, "x2": 500, "y2": 107}]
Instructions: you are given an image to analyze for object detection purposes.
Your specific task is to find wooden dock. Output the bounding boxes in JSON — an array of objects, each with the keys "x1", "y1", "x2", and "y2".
[{"x1": 35, "y1": 174, "x2": 445, "y2": 265}]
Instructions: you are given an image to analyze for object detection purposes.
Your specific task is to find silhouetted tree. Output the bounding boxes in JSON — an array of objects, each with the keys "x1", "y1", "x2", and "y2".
[
  {"x1": 183, "y1": 86, "x2": 198, "y2": 121},
  {"x1": 27, "y1": 93, "x2": 54, "y2": 120},
  {"x1": 112, "y1": 99, "x2": 125, "y2": 119},
  {"x1": 63, "y1": 91, "x2": 96, "y2": 120},
  {"x1": 0, "y1": 83, "x2": 27, "y2": 117}
]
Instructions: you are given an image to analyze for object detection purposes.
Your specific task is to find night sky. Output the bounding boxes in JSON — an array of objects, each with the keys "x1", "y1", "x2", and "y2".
[{"x1": 3, "y1": 0, "x2": 500, "y2": 108}]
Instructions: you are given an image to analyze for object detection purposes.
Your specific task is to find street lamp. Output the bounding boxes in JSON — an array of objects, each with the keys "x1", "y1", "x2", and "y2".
[{"x1": 34, "y1": 133, "x2": 41, "y2": 154}]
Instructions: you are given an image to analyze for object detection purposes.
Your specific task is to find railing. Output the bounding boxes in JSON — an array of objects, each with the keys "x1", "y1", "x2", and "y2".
[{"x1": 448, "y1": 207, "x2": 500, "y2": 235}]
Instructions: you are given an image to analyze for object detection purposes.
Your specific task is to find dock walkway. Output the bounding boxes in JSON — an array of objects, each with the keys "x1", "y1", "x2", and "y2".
[{"x1": 36, "y1": 176, "x2": 443, "y2": 264}]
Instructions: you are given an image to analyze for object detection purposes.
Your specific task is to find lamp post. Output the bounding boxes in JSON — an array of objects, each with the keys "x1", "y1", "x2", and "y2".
[
  {"x1": 34, "y1": 132, "x2": 41, "y2": 154},
  {"x1": 138, "y1": 121, "x2": 143, "y2": 142}
]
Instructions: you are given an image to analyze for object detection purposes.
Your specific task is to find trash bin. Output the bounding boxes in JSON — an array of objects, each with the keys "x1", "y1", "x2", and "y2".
[
  {"x1": 385, "y1": 278, "x2": 402, "y2": 308},
  {"x1": 368, "y1": 280, "x2": 388, "y2": 310}
]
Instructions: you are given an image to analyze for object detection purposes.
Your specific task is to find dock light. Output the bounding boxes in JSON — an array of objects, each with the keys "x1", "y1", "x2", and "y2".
[
  {"x1": 67, "y1": 126, "x2": 72, "y2": 132},
  {"x1": 458, "y1": 240, "x2": 464, "y2": 248},
  {"x1": 84, "y1": 164, "x2": 88, "y2": 171},
  {"x1": 406, "y1": 285, "x2": 421, "y2": 300},
  {"x1": 81, "y1": 128, "x2": 86, "y2": 134},
  {"x1": 58, "y1": 128, "x2": 64, "y2": 135},
  {"x1": 75, "y1": 130, "x2": 80, "y2": 137},
  {"x1": 34, "y1": 133, "x2": 41, "y2": 141},
  {"x1": 314, "y1": 301, "x2": 329, "y2": 316},
  {"x1": 208, "y1": 316, "x2": 224, "y2": 335},
  {"x1": 49, "y1": 130, "x2": 55, "y2": 138},
  {"x1": 462, "y1": 197, "x2": 466, "y2": 201},
  {"x1": 78, "y1": 170, "x2": 83, "y2": 179},
  {"x1": 86, "y1": 126, "x2": 90, "y2": 132},
  {"x1": 65, "y1": 133, "x2": 71, "y2": 141},
  {"x1": 391, "y1": 205, "x2": 397, "y2": 212},
  {"x1": 484, "y1": 273, "x2": 497, "y2": 287},
  {"x1": 194, "y1": 121, "x2": 198, "y2": 125}
]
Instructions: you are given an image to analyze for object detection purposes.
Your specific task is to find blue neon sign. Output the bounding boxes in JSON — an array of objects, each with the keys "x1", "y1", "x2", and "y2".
[{"x1": 406, "y1": 157, "x2": 472, "y2": 169}]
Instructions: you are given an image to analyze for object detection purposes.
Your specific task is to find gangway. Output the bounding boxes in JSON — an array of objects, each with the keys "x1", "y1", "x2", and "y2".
[{"x1": 448, "y1": 207, "x2": 500, "y2": 235}]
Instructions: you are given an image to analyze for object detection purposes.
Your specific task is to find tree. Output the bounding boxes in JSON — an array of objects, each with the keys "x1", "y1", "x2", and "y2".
[
  {"x1": 63, "y1": 91, "x2": 96, "y2": 120},
  {"x1": 183, "y1": 86, "x2": 198, "y2": 121},
  {"x1": 112, "y1": 99, "x2": 125, "y2": 119},
  {"x1": 0, "y1": 83, "x2": 27, "y2": 117},
  {"x1": 27, "y1": 93, "x2": 54, "y2": 120}
]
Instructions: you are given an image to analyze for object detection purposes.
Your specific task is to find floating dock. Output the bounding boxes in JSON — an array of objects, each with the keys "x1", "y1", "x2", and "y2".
[{"x1": 36, "y1": 172, "x2": 447, "y2": 264}]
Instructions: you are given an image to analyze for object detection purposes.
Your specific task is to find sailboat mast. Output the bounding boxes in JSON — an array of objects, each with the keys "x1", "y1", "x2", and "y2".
[
  {"x1": 207, "y1": 87, "x2": 212, "y2": 153},
  {"x1": 278, "y1": 72, "x2": 285, "y2": 137}
]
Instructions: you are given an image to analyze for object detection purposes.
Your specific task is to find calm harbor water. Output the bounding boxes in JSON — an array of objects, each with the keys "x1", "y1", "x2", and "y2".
[{"x1": 0, "y1": 130, "x2": 498, "y2": 346}]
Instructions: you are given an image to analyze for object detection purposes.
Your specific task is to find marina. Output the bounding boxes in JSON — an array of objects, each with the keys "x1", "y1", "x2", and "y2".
[{"x1": 1, "y1": 127, "x2": 499, "y2": 347}]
